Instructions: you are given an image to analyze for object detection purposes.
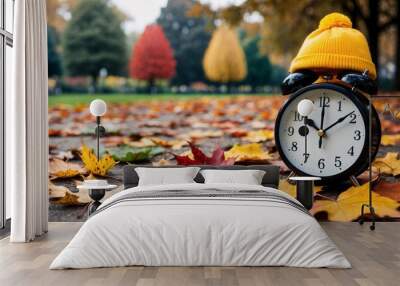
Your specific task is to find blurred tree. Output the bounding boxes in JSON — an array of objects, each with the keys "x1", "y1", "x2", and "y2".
[
  {"x1": 203, "y1": 25, "x2": 247, "y2": 86},
  {"x1": 63, "y1": 0, "x2": 127, "y2": 90},
  {"x1": 48, "y1": 26, "x2": 62, "y2": 77},
  {"x1": 129, "y1": 25, "x2": 176, "y2": 91},
  {"x1": 243, "y1": 35, "x2": 271, "y2": 90},
  {"x1": 46, "y1": 0, "x2": 77, "y2": 32},
  {"x1": 157, "y1": 0, "x2": 211, "y2": 85}
]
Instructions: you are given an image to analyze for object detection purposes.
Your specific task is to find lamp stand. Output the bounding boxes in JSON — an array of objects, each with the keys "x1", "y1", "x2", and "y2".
[
  {"x1": 96, "y1": 116, "x2": 100, "y2": 160},
  {"x1": 94, "y1": 116, "x2": 106, "y2": 161},
  {"x1": 359, "y1": 95, "x2": 376, "y2": 230}
]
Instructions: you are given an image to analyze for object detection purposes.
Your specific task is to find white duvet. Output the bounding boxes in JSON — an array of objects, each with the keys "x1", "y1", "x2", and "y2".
[{"x1": 50, "y1": 183, "x2": 351, "y2": 269}]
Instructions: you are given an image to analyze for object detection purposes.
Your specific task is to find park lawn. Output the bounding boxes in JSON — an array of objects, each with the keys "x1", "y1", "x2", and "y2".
[{"x1": 48, "y1": 93, "x2": 273, "y2": 107}]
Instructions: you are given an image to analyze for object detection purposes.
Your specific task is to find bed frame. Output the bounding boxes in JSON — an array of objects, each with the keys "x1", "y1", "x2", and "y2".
[{"x1": 123, "y1": 165, "x2": 280, "y2": 189}]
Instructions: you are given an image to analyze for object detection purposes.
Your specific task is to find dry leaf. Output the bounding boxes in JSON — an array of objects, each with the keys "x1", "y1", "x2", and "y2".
[
  {"x1": 243, "y1": 130, "x2": 274, "y2": 143},
  {"x1": 373, "y1": 152, "x2": 400, "y2": 176},
  {"x1": 279, "y1": 179, "x2": 322, "y2": 198},
  {"x1": 374, "y1": 181, "x2": 400, "y2": 202},
  {"x1": 225, "y1": 143, "x2": 273, "y2": 162},
  {"x1": 311, "y1": 183, "x2": 400, "y2": 221},
  {"x1": 381, "y1": 134, "x2": 400, "y2": 146},
  {"x1": 151, "y1": 137, "x2": 188, "y2": 150},
  {"x1": 49, "y1": 158, "x2": 86, "y2": 179},
  {"x1": 48, "y1": 181, "x2": 69, "y2": 199},
  {"x1": 178, "y1": 130, "x2": 223, "y2": 140},
  {"x1": 128, "y1": 138, "x2": 156, "y2": 148},
  {"x1": 80, "y1": 145, "x2": 117, "y2": 176},
  {"x1": 174, "y1": 142, "x2": 235, "y2": 166}
]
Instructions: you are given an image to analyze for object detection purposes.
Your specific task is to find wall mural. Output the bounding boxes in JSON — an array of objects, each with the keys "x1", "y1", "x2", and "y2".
[{"x1": 48, "y1": 95, "x2": 400, "y2": 222}]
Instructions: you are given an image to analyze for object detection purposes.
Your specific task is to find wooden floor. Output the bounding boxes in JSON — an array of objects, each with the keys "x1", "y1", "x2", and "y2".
[{"x1": 0, "y1": 222, "x2": 399, "y2": 286}]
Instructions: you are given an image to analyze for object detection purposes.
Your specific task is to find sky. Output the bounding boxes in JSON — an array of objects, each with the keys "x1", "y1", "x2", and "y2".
[{"x1": 112, "y1": 0, "x2": 246, "y2": 33}]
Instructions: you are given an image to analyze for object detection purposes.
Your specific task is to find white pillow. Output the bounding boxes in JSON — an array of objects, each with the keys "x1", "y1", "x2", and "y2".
[
  {"x1": 135, "y1": 167, "x2": 200, "y2": 186},
  {"x1": 200, "y1": 169, "x2": 266, "y2": 185}
]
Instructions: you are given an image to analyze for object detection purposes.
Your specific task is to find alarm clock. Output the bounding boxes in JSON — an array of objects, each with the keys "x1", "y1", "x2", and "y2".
[{"x1": 274, "y1": 71, "x2": 381, "y2": 184}]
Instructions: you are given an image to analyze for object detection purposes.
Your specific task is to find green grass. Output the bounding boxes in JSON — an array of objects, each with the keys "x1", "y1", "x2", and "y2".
[{"x1": 48, "y1": 93, "x2": 272, "y2": 107}]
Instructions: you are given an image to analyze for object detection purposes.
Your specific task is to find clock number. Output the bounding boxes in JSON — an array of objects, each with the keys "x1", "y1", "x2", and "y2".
[
  {"x1": 290, "y1": 142, "x2": 298, "y2": 151},
  {"x1": 338, "y1": 101, "x2": 342, "y2": 111},
  {"x1": 303, "y1": 153, "x2": 310, "y2": 163},
  {"x1": 335, "y1": 156, "x2": 342, "y2": 168},
  {"x1": 319, "y1": 96, "x2": 330, "y2": 108},
  {"x1": 347, "y1": 146, "x2": 354, "y2": 156},
  {"x1": 294, "y1": 111, "x2": 303, "y2": 122},
  {"x1": 349, "y1": 113, "x2": 357, "y2": 124},
  {"x1": 318, "y1": 158, "x2": 325, "y2": 169},
  {"x1": 287, "y1": 126, "x2": 294, "y2": 136},
  {"x1": 354, "y1": 130, "x2": 361, "y2": 141}
]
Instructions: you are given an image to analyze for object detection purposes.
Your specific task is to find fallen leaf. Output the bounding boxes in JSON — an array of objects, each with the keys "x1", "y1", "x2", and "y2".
[
  {"x1": 152, "y1": 159, "x2": 173, "y2": 166},
  {"x1": 381, "y1": 134, "x2": 400, "y2": 146},
  {"x1": 151, "y1": 137, "x2": 188, "y2": 150},
  {"x1": 128, "y1": 138, "x2": 157, "y2": 148},
  {"x1": 107, "y1": 145, "x2": 164, "y2": 163},
  {"x1": 279, "y1": 178, "x2": 322, "y2": 198},
  {"x1": 373, "y1": 152, "x2": 400, "y2": 176},
  {"x1": 225, "y1": 143, "x2": 273, "y2": 162},
  {"x1": 374, "y1": 181, "x2": 400, "y2": 201},
  {"x1": 80, "y1": 145, "x2": 117, "y2": 176},
  {"x1": 278, "y1": 179, "x2": 296, "y2": 197},
  {"x1": 178, "y1": 130, "x2": 224, "y2": 140},
  {"x1": 49, "y1": 158, "x2": 86, "y2": 179},
  {"x1": 51, "y1": 150, "x2": 75, "y2": 161},
  {"x1": 102, "y1": 136, "x2": 130, "y2": 147},
  {"x1": 174, "y1": 142, "x2": 235, "y2": 166},
  {"x1": 243, "y1": 130, "x2": 274, "y2": 143},
  {"x1": 53, "y1": 191, "x2": 88, "y2": 206},
  {"x1": 311, "y1": 183, "x2": 400, "y2": 221},
  {"x1": 48, "y1": 181, "x2": 69, "y2": 199}
]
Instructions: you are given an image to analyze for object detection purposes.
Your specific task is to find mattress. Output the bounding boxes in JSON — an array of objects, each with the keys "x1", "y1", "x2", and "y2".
[{"x1": 50, "y1": 183, "x2": 351, "y2": 269}]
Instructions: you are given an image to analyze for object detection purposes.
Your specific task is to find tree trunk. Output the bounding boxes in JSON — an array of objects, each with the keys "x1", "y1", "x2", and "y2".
[
  {"x1": 366, "y1": 0, "x2": 380, "y2": 76},
  {"x1": 394, "y1": 2, "x2": 400, "y2": 90},
  {"x1": 91, "y1": 75, "x2": 98, "y2": 93},
  {"x1": 148, "y1": 78, "x2": 155, "y2": 94}
]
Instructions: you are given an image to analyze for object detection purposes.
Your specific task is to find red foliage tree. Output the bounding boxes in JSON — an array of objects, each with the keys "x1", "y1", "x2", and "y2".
[{"x1": 130, "y1": 24, "x2": 176, "y2": 88}]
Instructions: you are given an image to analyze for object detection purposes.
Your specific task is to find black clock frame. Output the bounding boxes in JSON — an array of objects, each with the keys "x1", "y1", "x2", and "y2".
[{"x1": 274, "y1": 83, "x2": 381, "y2": 184}]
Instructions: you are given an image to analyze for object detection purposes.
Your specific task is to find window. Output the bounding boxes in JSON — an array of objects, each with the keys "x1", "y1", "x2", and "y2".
[{"x1": 0, "y1": 0, "x2": 14, "y2": 229}]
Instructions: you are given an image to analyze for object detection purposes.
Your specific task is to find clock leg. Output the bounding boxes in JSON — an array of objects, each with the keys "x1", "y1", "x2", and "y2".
[
  {"x1": 296, "y1": 180, "x2": 314, "y2": 210},
  {"x1": 349, "y1": 175, "x2": 360, "y2": 186}
]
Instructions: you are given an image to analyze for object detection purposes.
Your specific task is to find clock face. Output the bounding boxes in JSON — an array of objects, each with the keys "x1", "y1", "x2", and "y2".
[{"x1": 276, "y1": 86, "x2": 367, "y2": 178}]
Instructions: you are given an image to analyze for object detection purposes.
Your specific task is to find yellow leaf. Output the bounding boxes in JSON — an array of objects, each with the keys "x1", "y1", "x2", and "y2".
[
  {"x1": 279, "y1": 179, "x2": 322, "y2": 198},
  {"x1": 80, "y1": 145, "x2": 117, "y2": 176},
  {"x1": 151, "y1": 137, "x2": 188, "y2": 150},
  {"x1": 278, "y1": 179, "x2": 296, "y2": 197},
  {"x1": 373, "y1": 152, "x2": 400, "y2": 176},
  {"x1": 243, "y1": 130, "x2": 274, "y2": 143},
  {"x1": 311, "y1": 183, "x2": 400, "y2": 222},
  {"x1": 381, "y1": 134, "x2": 400, "y2": 146},
  {"x1": 225, "y1": 143, "x2": 273, "y2": 162}
]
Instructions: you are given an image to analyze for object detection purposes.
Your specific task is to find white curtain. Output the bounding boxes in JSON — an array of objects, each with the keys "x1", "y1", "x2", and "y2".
[{"x1": 7, "y1": 0, "x2": 48, "y2": 242}]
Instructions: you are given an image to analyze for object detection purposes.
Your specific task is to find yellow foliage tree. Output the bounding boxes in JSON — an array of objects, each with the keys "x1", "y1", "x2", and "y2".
[{"x1": 203, "y1": 25, "x2": 247, "y2": 83}]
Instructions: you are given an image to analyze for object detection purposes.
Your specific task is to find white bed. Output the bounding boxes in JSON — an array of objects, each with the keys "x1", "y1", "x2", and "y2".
[{"x1": 50, "y1": 180, "x2": 350, "y2": 269}]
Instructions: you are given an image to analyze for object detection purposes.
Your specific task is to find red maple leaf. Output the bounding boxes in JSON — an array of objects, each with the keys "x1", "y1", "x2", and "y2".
[{"x1": 174, "y1": 142, "x2": 235, "y2": 166}]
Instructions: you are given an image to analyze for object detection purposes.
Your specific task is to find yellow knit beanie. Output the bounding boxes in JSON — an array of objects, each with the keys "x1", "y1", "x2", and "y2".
[{"x1": 289, "y1": 12, "x2": 376, "y2": 79}]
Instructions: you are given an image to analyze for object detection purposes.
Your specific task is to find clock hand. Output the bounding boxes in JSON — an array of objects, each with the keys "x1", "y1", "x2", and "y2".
[
  {"x1": 323, "y1": 111, "x2": 355, "y2": 133},
  {"x1": 318, "y1": 104, "x2": 326, "y2": 149},
  {"x1": 303, "y1": 119, "x2": 309, "y2": 163},
  {"x1": 305, "y1": 118, "x2": 319, "y2": 131}
]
